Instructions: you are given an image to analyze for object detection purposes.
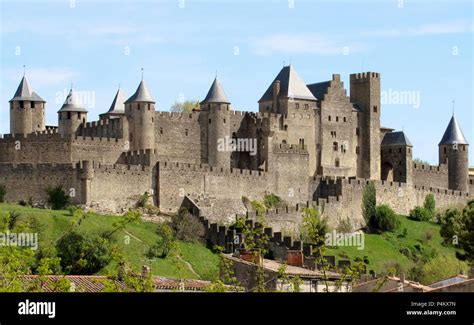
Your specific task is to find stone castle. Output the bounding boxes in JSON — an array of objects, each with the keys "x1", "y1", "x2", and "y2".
[{"x1": 1, "y1": 66, "x2": 472, "y2": 230}]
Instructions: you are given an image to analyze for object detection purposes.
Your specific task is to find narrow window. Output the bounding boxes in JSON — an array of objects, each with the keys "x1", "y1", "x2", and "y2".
[
  {"x1": 295, "y1": 103, "x2": 300, "y2": 109},
  {"x1": 356, "y1": 128, "x2": 360, "y2": 136},
  {"x1": 328, "y1": 116, "x2": 331, "y2": 121},
  {"x1": 160, "y1": 127, "x2": 163, "y2": 135},
  {"x1": 333, "y1": 142, "x2": 338, "y2": 151},
  {"x1": 185, "y1": 129, "x2": 188, "y2": 136},
  {"x1": 209, "y1": 119, "x2": 212, "y2": 124},
  {"x1": 356, "y1": 146, "x2": 360, "y2": 154},
  {"x1": 373, "y1": 106, "x2": 378, "y2": 113},
  {"x1": 343, "y1": 117, "x2": 346, "y2": 122},
  {"x1": 31, "y1": 101, "x2": 35, "y2": 109},
  {"x1": 336, "y1": 116, "x2": 339, "y2": 122}
]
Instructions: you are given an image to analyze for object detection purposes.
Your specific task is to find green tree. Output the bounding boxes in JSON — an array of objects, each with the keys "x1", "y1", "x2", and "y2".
[
  {"x1": 420, "y1": 255, "x2": 468, "y2": 285},
  {"x1": 423, "y1": 194, "x2": 436, "y2": 217},
  {"x1": 299, "y1": 207, "x2": 327, "y2": 247},
  {"x1": 361, "y1": 181, "x2": 376, "y2": 230},
  {"x1": 458, "y1": 200, "x2": 474, "y2": 262},
  {"x1": 47, "y1": 186, "x2": 70, "y2": 210},
  {"x1": 171, "y1": 207, "x2": 205, "y2": 242},
  {"x1": 263, "y1": 193, "x2": 282, "y2": 209},
  {"x1": 170, "y1": 100, "x2": 200, "y2": 113},
  {"x1": 148, "y1": 223, "x2": 177, "y2": 258}
]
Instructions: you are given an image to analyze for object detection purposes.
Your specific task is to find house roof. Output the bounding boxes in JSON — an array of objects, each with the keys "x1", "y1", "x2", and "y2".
[
  {"x1": 18, "y1": 275, "x2": 240, "y2": 292},
  {"x1": 259, "y1": 66, "x2": 316, "y2": 103},
  {"x1": 125, "y1": 80, "x2": 155, "y2": 103},
  {"x1": 427, "y1": 275, "x2": 468, "y2": 289},
  {"x1": 439, "y1": 115, "x2": 468, "y2": 145},
  {"x1": 201, "y1": 77, "x2": 230, "y2": 104},
  {"x1": 381, "y1": 131, "x2": 413, "y2": 147},
  {"x1": 306, "y1": 81, "x2": 330, "y2": 101},
  {"x1": 10, "y1": 76, "x2": 45, "y2": 102},
  {"x1": 58, "y1": 88, "x2": 88, "y2": 113}
]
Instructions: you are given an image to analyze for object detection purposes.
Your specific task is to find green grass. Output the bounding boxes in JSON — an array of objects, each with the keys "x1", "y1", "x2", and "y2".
[
  {"x1": 0, "y1": 204, "x2": 219, "y2": 280},
  {"x1": 326, "y1": 215, "x2": 462, "y2": 276}
]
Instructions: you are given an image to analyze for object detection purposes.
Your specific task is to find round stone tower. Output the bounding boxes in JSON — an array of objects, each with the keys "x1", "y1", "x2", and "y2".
[
  {"x1": 439, "y1": 115, "x2": 469, "y2": 192},
  {"x1": 200, "y1": 77, "x2": 231, "y2": 168},
  {"x1": 58, "y1": 87, "x2": 88, "y2": 137},
  {"x1": 125, "y1": 79, "x2": 155, "y2": 151},
  {"x1": 9, "y1": 74, "x2": 46, "y2": 135}
]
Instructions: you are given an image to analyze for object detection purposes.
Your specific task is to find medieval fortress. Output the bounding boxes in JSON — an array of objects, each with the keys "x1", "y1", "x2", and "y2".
[{"x1": 1, "y1": 66, "x2": 472, "y2": 230}]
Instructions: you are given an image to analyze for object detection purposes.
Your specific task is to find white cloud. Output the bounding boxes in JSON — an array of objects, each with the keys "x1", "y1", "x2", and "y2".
[
  {"x1": 252, "y1": 34, "x2": 365, "y2": 56},
  {"x1": 7, "y1": 67, "x2": 77, "y2": 88},
  {"x1": 362, "y1": 19, "x2": 473, "y2": 38}
]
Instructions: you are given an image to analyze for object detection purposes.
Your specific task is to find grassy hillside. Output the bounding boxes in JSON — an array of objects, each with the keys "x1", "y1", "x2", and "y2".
[
  {"x1": 326, "y1": 215, "x2": 466, "y2": 279},
  {"x1": 0, "y1": 204, "x2": 219, "y2": 280}
]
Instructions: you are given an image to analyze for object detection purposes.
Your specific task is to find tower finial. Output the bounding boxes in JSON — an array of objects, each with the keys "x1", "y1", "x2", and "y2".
[
  {"x1": 452, "y1": 99, "x2": 455, "y2": 116},
  {"x1": 141, "y1": 67, "x2": 144, "y2": 81},
  {"x1": 23, "y1": 65, "x2": 26, "y2": 77}
]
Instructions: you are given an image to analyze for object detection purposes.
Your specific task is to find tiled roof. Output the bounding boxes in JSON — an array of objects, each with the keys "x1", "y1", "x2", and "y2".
[
  {"x1": 10, "y1": 76, "x2": 45, "y2": 103},
  {"x1": 439, "y1": 115, "x2": 468, "y2": 145},
  {"x1": 381, "y1": 131, "x2": 413, "y2": 147},
  {"x1": 259, "y1": 66, "x2": 316, "y2": 102}
]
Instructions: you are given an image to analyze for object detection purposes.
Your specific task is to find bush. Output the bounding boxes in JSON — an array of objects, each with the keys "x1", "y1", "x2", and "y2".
[
  {"x1": 148, "y1": 223, "x2": 177, "y2": 258},
  {"x1": 361, "y1": 181, "x2": 376, "y2": 229},
  {"x1": 409, "y1": 206, "x2": 431, "y2": 222},
  {"x1": 373, "y1": 205, "x2": 400, "y2": 232},
  {"x1": 171, "y1": 208, "x2": 205, "y2": 242},
  {"x1": 263, "y1": 194, "x2": 282, "y2": 208},
  {"x1": 420, "y1": 255, "x2": 468, "y2": 285},
  {"x1": 47, "y1": 186, "x2": 70, "y2": 210},
  {"x1": 56, "y1": 231, "x2": 111, "y2": 274},
  {"x1": 0, "y1": 185, "x2": 6, "y2": 203},
  {"x1": 423, "y1": 194, "x2": 436, "y2": 217},
  {"x1": 136, "y1": 192, "x2": 150, "y2": 208}
]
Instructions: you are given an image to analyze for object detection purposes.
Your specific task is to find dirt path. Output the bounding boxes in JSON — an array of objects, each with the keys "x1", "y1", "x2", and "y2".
[{"x1": 177, "y1": 255, "x2": 201, "y2": 279}]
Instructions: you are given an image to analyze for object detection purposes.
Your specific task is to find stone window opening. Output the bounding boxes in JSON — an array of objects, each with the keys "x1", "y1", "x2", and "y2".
[
  {"x1": 328, "y1": 115, "x2": 331, "y2": 121},
  {"x1": 336, "y1": 116, "x2": 339, "y2": 122},
  {"x1": 408, "y1": 148, "x2": 411, "y2": 153},
  {"x1": 444, "y1": 147, "x2": 447, "y2": 154},
  {"x1": 389, "y1": 149, "x2": 392, "y2": 154},
  {"x1": 160, "y1": 127, "x2": 163, "y2": 135},
  {"x1": 399, "y1": 148, "x2": 402, "y2": 153},
  {"x1": 343, "y1": 117, "x2": 346, "y2": 122},
  {"x1": 67, "y1": 112, "x2": 71, "y2": 119},
  {"x1": 20, "y1": 101, "x2": 24, "y2": 109},
  {"x1": 185, "y1": 129, "x2": 188, "y2": 136},
  {"x1": 137, "y1": 104, "x2": 140, "y2": 111},
  {"x1": 335, "y1": 158, "x2": 340, "y2": 167},
  {"x1": 304, "y1": 104, "x2": 309, "y2": 109},
  {"x1": 209, "y1": 118, "x2": 212, "y2": 124},
  {"x1": 148, "y1": 104, "x2": 151, "y2": 110},
  {"x1": 333, "y1": 142, "x2": 338, "y2": 151},
  {"x1": 373, "y1": 106, "x2": 378, "y2": 113},
  {"x1": 31, "y1": 101, "x2": 35, "y2": 109},
  {"x1": 295, "y1": 103, "x2": 300, "y2": 109},
  {"x1": 356, "y1": 128, "x2": 360, "y2": 136},
  {"x1": 356, "y1": 146, "x2": 360, "y2": 154},
  {"x1": 223, "y1": 118, "x2": 226, "y2": 124}
]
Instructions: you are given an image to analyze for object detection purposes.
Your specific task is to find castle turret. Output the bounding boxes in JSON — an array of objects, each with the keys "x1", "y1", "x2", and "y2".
[
  {"x1": 100, "y1": 87, "x2": 126, "y2": 120},
  {"x1": 381, "y1": 131, "x2": 413, "y2": 184},
  {"x1": 58, "y1": 87, "x2": 88, "y2": 137},
  {"x1": 125, "y1": 79, "x2": 155, "y2": 151},
  {"x1": 438, "y1": 115, "x2": 469, "y2": 192},
  {"x1": 350, "y1": 72, "x2": 381, "y2": 180},
  {"x1": 9, "y1": 74, "x2": 46, "y2": 135},
  {"x1": 200, "y1": 77, "x2": 231, "y2": 168}
]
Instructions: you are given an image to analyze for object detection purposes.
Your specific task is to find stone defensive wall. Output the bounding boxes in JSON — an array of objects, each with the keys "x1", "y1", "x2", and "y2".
[
  {"x1": 157, "y1": 161, "x2": 271, "y2": 214},
  {"x1": 0, "y1": 161, "x2": 85, "y2": 204},
  {"x1": 80, "y1": 118, "x2": 125, "y2": 139},
  {"x1": 0, "y1": 131, "x2": 72, "y2": 163},
  {"x1": 0, "y1": 160, "x2": 153, "y2": 213},
  {"x1": 71, "y1": 135, "x2": 127, "y2": 164},
  {"x1": 311, "y1": 176, "x2": 470, "y2": 229},
  {"x1": 412, "y1": 162, "x2": 448, "y2": 189}
]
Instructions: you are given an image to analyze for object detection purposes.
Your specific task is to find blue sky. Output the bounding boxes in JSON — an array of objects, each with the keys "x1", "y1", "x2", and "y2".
[{"x1": 0, "y1": 0, "x2": 472, "y2": 164}]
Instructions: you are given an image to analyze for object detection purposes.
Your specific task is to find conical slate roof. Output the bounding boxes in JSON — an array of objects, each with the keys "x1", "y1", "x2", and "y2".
[
  {"x1": 106, "y1": 87, "x2": 126, "y2": 114},
  {"x1": 439, "y1": 115, "x2": 468, "y2": 145},
  {"x1": 201, "y1": 77, "x2": 230, "y2": 104},
  {"x1": 259, "y1": 65, "x2": 316, "y2": 103},
  {"x1": 58, "y1": 88, "x2": 88, "y2": 113},
  {"x1": 124, "y1": 80, "x2": 155, "y2": 103},
  {"x1": 9, "y1": 75, "x2": 45, "y2": 102},
  {"x1": 381, "y1": 131, "x2": 413, "y2": 147}
]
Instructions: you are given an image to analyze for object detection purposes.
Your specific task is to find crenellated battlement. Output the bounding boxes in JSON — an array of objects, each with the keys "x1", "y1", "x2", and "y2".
[
  {"x1": 83, "y1": 117, "x2": 122, "y2": 129},
  {"x1": 0, "y1": 130, "x2": 62, "y2": 141},
  {"x1": 413, "y1": 163, "x2": 448, "y2": 173},
  {"x1": 350, "y1": 72, "x2": 380, "y2": 80},
  {"x1": 72, "y1": 135, "x2": 124, "y2": 146},
  {"x1": 155, "y1": 110, "x2": 201, "y2": 121},
  {"x1": 159, "y1": 161, "x2": 267, "y2": 178}
]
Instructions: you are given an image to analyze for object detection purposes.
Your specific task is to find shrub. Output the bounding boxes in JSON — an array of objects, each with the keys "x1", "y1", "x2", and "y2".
[
  {"x1": 398, "y1": 227, "x2": 408, "y2": 238},
  {"x1": 171, "y1": 208, "x2": 205, "y2": 242},
  {"x1": 251, "y1": 200, "x2": 267, "y2": 214},
  {"x1": 420, "y1": 255, "x2": 468, "y2": 285},
  {"x1": 136, "y1": 192, "x2": 150, "y2": 208},
  {"x1": 56, "y1": 231, "x2": 111, "y2": 274},
  {"x1": 0, "y1": 185, "x2": 6, "y2": 203},
  {"x1": 409, "y1": 206, "x2": 431, "y2": 222},
  {"x1": 263, "y1": 193, "x2": 282, "y2": 208},
  {"x1": 148, "y1": 223, "x2": 177, "y2": 258},
  {"x1": 423, "y1": 194, "x2": 436, "y2": 217},
  {"x1": 361, "y1": 181, "x2": 376, "y2": 229},
  {"x1": 373, "y1": 205, "x2": 400, "y2": 232},
  {"x1": 299, "y1": 207, "x2": 327, "y2": 247},
  {"x1": 47, "y1": 186, "x2": 70, "y2": 210}
]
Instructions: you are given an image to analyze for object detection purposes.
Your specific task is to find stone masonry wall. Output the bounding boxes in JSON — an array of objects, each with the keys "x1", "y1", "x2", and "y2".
[{"x1": 412, "y1": 163, "x2": 448, "y2": 189}]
